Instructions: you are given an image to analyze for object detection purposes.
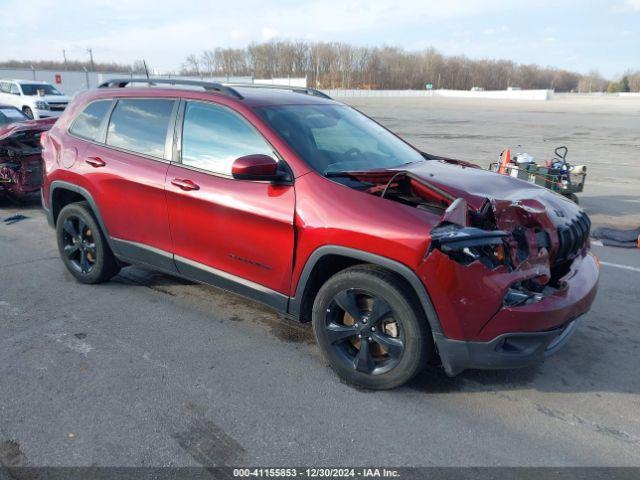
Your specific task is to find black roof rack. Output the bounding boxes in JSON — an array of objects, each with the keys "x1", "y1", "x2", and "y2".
[
  {"x1": 97, "y1": 78, "x2": 243, "y2": 99},
  {"x1": 97, "y1": 78, "x2": 333, "y2": 100},
  {"x1": 226, "y1": 83, "x2": 332, "y2": 99}
]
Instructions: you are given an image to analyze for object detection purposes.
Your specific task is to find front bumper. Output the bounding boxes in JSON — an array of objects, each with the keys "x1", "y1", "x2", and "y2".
[
  {"x1": 35, "y1": 109, "x2": 63, "y2": 119},
  {"x1": 434, "y1": 317, "x2": 582, "y2": 376},
  {"x1": 433, "y1": 253, "x2": 599, "y2": 376}
]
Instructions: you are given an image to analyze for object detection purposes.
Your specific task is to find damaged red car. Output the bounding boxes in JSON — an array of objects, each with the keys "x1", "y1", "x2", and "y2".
[
  {"x1": 0, "y1": 104, "x2": 55, "y2": 202},
  {"x1": 41, "y1": 80, "x2": 598, "y2": 389}
]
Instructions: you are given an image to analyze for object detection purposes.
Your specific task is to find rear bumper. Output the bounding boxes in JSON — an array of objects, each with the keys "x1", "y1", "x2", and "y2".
[
  {"x1": 41, "y1": 188, "x2": 55, "y2": 228},
  {"x1": 434, "y1": 252, "x2": 599, "y2": 376}
]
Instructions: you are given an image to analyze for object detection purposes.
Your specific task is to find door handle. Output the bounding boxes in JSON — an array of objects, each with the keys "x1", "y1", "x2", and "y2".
[
  {"x1": 171, "y1": 178, "x2": 200, "y2": 191},
  {"x1": 85, "y1": 156, "x2": 106, "y2": 168}
]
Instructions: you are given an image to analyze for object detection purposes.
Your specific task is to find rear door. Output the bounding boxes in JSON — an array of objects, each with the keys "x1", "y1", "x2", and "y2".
[
  {"x1": 72, "y1": 97, "x2": 178, "y2": 271},
  {"x1": 165, "y1": 100, "x2": 296, "y2": 303}
]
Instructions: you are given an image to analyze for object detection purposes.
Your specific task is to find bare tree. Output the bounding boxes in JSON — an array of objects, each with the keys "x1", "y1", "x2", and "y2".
[{"x1": 183, "y1": 54, "x2": 201, "y2": 76}]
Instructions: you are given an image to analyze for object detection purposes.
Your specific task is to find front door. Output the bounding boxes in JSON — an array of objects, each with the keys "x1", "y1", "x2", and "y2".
[{"x1": 165, "y1": 100, "x2": 296, "y2": 306}]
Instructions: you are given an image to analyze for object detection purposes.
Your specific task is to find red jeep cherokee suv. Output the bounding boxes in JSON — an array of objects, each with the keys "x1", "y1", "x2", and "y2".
[{"x1": 41, "y1": 79, "x2": 599, "y2": 389}]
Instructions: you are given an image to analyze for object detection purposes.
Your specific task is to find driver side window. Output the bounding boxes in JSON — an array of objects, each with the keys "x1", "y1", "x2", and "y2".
[{"x1": 181, "y1": 101, "x2": 276, "y2": 176}]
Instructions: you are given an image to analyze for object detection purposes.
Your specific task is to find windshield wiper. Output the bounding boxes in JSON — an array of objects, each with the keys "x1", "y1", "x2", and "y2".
[{"x1": 324, "y1": 171, "x2": 359, "y2": 178}]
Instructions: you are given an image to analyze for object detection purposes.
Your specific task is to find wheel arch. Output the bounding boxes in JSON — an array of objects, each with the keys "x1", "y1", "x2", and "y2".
[
  {"x1": 288, "y1": 246, "x2": 443, "y2": 337},
  {"x1": 49, "y1": 181, "x2": 113, "y2": 249}
]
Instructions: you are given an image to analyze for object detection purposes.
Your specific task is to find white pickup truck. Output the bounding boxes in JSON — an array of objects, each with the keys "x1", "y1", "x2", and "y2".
[{"x1": 0, "y1": 79, "x2": 70, "y2": 119}]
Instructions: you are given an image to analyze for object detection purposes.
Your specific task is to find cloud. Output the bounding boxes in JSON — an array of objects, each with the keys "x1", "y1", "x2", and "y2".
[
  {"x1": 261, "y1": 27, "x2": 279, "y2": 41},
  {"x1": 612, "y1": 0, "x2": 640, "y2": 11},
  {"x1": 626, "y1": 0, "x2": 640, "y2": 10},
  {"x1": 0, "y1": 0, "x2": 536, "y2": 70},
  {"x1": 0, "y1": 0, "x2": 630, "y2": 77}
]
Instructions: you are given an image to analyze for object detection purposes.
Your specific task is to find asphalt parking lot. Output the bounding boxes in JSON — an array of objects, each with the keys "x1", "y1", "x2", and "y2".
[{"x1": 1, "y1": 96, "x2": 639, "y2": 468}]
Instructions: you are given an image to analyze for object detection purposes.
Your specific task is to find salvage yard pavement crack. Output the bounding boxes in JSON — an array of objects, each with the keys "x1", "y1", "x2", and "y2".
[
  {"x1": 464, "y1": 380, "x2": 640, "y2": 445},
  {"x1": 0, "y1": 256, "x2": 58, "y2": 269}
]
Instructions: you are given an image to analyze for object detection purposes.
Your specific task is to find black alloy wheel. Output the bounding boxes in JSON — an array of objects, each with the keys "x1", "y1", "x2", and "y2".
[
  {"x1": 325, "y1": 289, "x2": 405, "y2": 375},
  {"x1": 312, "y1": 265, "x2": 431, "y2": 389},
  {"x1": 56, "y1": 201, "x2": 120, "y2": 284},
  {"x1": 61, "y1": 215, "x2": 97, "y2": 274}
]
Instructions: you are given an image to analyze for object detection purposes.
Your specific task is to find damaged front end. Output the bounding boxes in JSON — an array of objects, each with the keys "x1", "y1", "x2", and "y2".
[
  {"x1": 429, "y1": 191, "x2": 592, "y2": 312},
  {"x1": 340, "y1": 164, "x2": 595, "y2": 347},
  {"x1": 0, "y1": 118, "x2": 54, "y2": 201}
]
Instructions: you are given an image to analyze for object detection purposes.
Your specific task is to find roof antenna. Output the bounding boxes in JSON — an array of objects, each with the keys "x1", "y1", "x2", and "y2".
[{"x1": 142, "y1": 60, "x2": 150, "y2": 79}]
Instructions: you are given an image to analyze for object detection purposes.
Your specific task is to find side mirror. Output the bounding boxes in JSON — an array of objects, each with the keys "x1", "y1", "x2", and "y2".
[{"x1": 231, "y1": 154, "x2": 286, "y2": 182}]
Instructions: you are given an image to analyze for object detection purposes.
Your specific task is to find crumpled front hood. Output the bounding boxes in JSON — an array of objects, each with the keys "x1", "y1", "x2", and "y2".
[
  {"x1": 408, "y1": 160, "x2": 575, "y2": 214},
  {"x1": 342, "y1": 158, "x2": 581, "y2": 231},
  {"x1": 0, "y1": 117, "x2": 56, "y2": 143},
  {"x1": 400, "y1": 160, "x2": 582, "y2": 230}
]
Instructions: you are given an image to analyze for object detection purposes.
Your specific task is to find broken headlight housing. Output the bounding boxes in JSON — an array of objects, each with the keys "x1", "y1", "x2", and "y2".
[{"x1": 430, "y1": 223, "x2": 509, "y2": 269}]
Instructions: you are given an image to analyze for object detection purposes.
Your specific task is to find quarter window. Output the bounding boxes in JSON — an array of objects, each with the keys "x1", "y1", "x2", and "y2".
[
  {"x1": 106, "y1": 99, "x2": 175, "y2": 158},
  {"x1": 69, "y1": 100, "x2": 112, "y2": 141},
  {"x1": 181, "y1": 101, "x2": 275, "y2": 175}
]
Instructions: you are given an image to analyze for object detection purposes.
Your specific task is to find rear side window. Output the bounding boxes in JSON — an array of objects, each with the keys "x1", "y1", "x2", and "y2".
[
  {"x1": 69, "y1": 100, "x2": 112, "y2": 141},
  {"x1": 181, "y1": 101, "x2": 275, "y2": 175},
  {"x1": 106, "y1": 99, "x2": 175, "y2": 159}
]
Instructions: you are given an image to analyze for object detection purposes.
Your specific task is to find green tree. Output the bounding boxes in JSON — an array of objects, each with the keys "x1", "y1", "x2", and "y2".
[{"x1": 620, "y1": 76, "x2": 631, "y2": 93}]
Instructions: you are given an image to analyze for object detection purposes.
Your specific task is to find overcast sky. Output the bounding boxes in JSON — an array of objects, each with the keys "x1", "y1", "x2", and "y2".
[{"x1": 0, "y1": 0, "x2": 638, "y2": 77}]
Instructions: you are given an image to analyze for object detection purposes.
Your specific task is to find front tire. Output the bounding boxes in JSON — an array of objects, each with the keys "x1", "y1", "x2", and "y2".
[
  {"x1": 312, "y1": 265, "x2": 432, "y2": 389},
  {"x1": 56, "y1": 202, "x2": 120, "y2": 284},
  {"x1": 22, "y1": 107, "x2": 34, "y2": 119}
]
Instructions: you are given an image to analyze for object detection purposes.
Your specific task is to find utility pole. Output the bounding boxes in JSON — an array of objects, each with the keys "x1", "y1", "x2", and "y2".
[
  {"x1": 86, "y1": 48, "x2": 95, "y2": 71},
  {"x1": 62, "y1": 50, "x2": 68, "y2": 70}
]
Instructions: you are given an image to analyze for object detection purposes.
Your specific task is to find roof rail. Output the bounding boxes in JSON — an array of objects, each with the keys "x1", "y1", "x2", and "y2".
[
  {"x1": 227, "y1": 83, "x2": 332, "y2": 99},
  {"x1": 97, "y1": 78, "x2": 243, "y2": 99}
]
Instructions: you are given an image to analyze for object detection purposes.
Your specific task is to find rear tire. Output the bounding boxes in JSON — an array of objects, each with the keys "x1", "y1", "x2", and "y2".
[
  {"x1": 56, "y1": 202, "x2": 120, "y2": 284},
  {"x1": 22, "y1": 107, "x2": 34, "y2": 119},
  {"x1": 312, "y1": 265, "x2": 432, "y2": 390}
]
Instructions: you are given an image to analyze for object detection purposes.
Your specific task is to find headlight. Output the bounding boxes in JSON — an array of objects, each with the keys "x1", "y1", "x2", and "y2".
[
  {"x1": 429, "y1": 223, "x2": 509, "y2": 269},
  {"x1": 35, "y1": 101, "x2": 49, "y2": 110}
]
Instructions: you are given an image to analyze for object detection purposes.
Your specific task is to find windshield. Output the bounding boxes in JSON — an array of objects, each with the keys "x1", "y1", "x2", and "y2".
[
  {"x1": 0, "y1": 107, "x2": 28, "y2": 126},
  {"x1": 256, "y1": 104, "x2": 424, "y2": 174},
  {"x1": 19, "y1": 84, "x2": 62, "y2": 96}
]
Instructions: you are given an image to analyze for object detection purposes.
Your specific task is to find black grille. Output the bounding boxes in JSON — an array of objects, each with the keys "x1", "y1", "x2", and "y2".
[
  {"x1": 48, "y1": 103, "x2": 67, "y2": 111},
  {"x1": 556, "y1": 212, "x2": 591, "y2": 263}
]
